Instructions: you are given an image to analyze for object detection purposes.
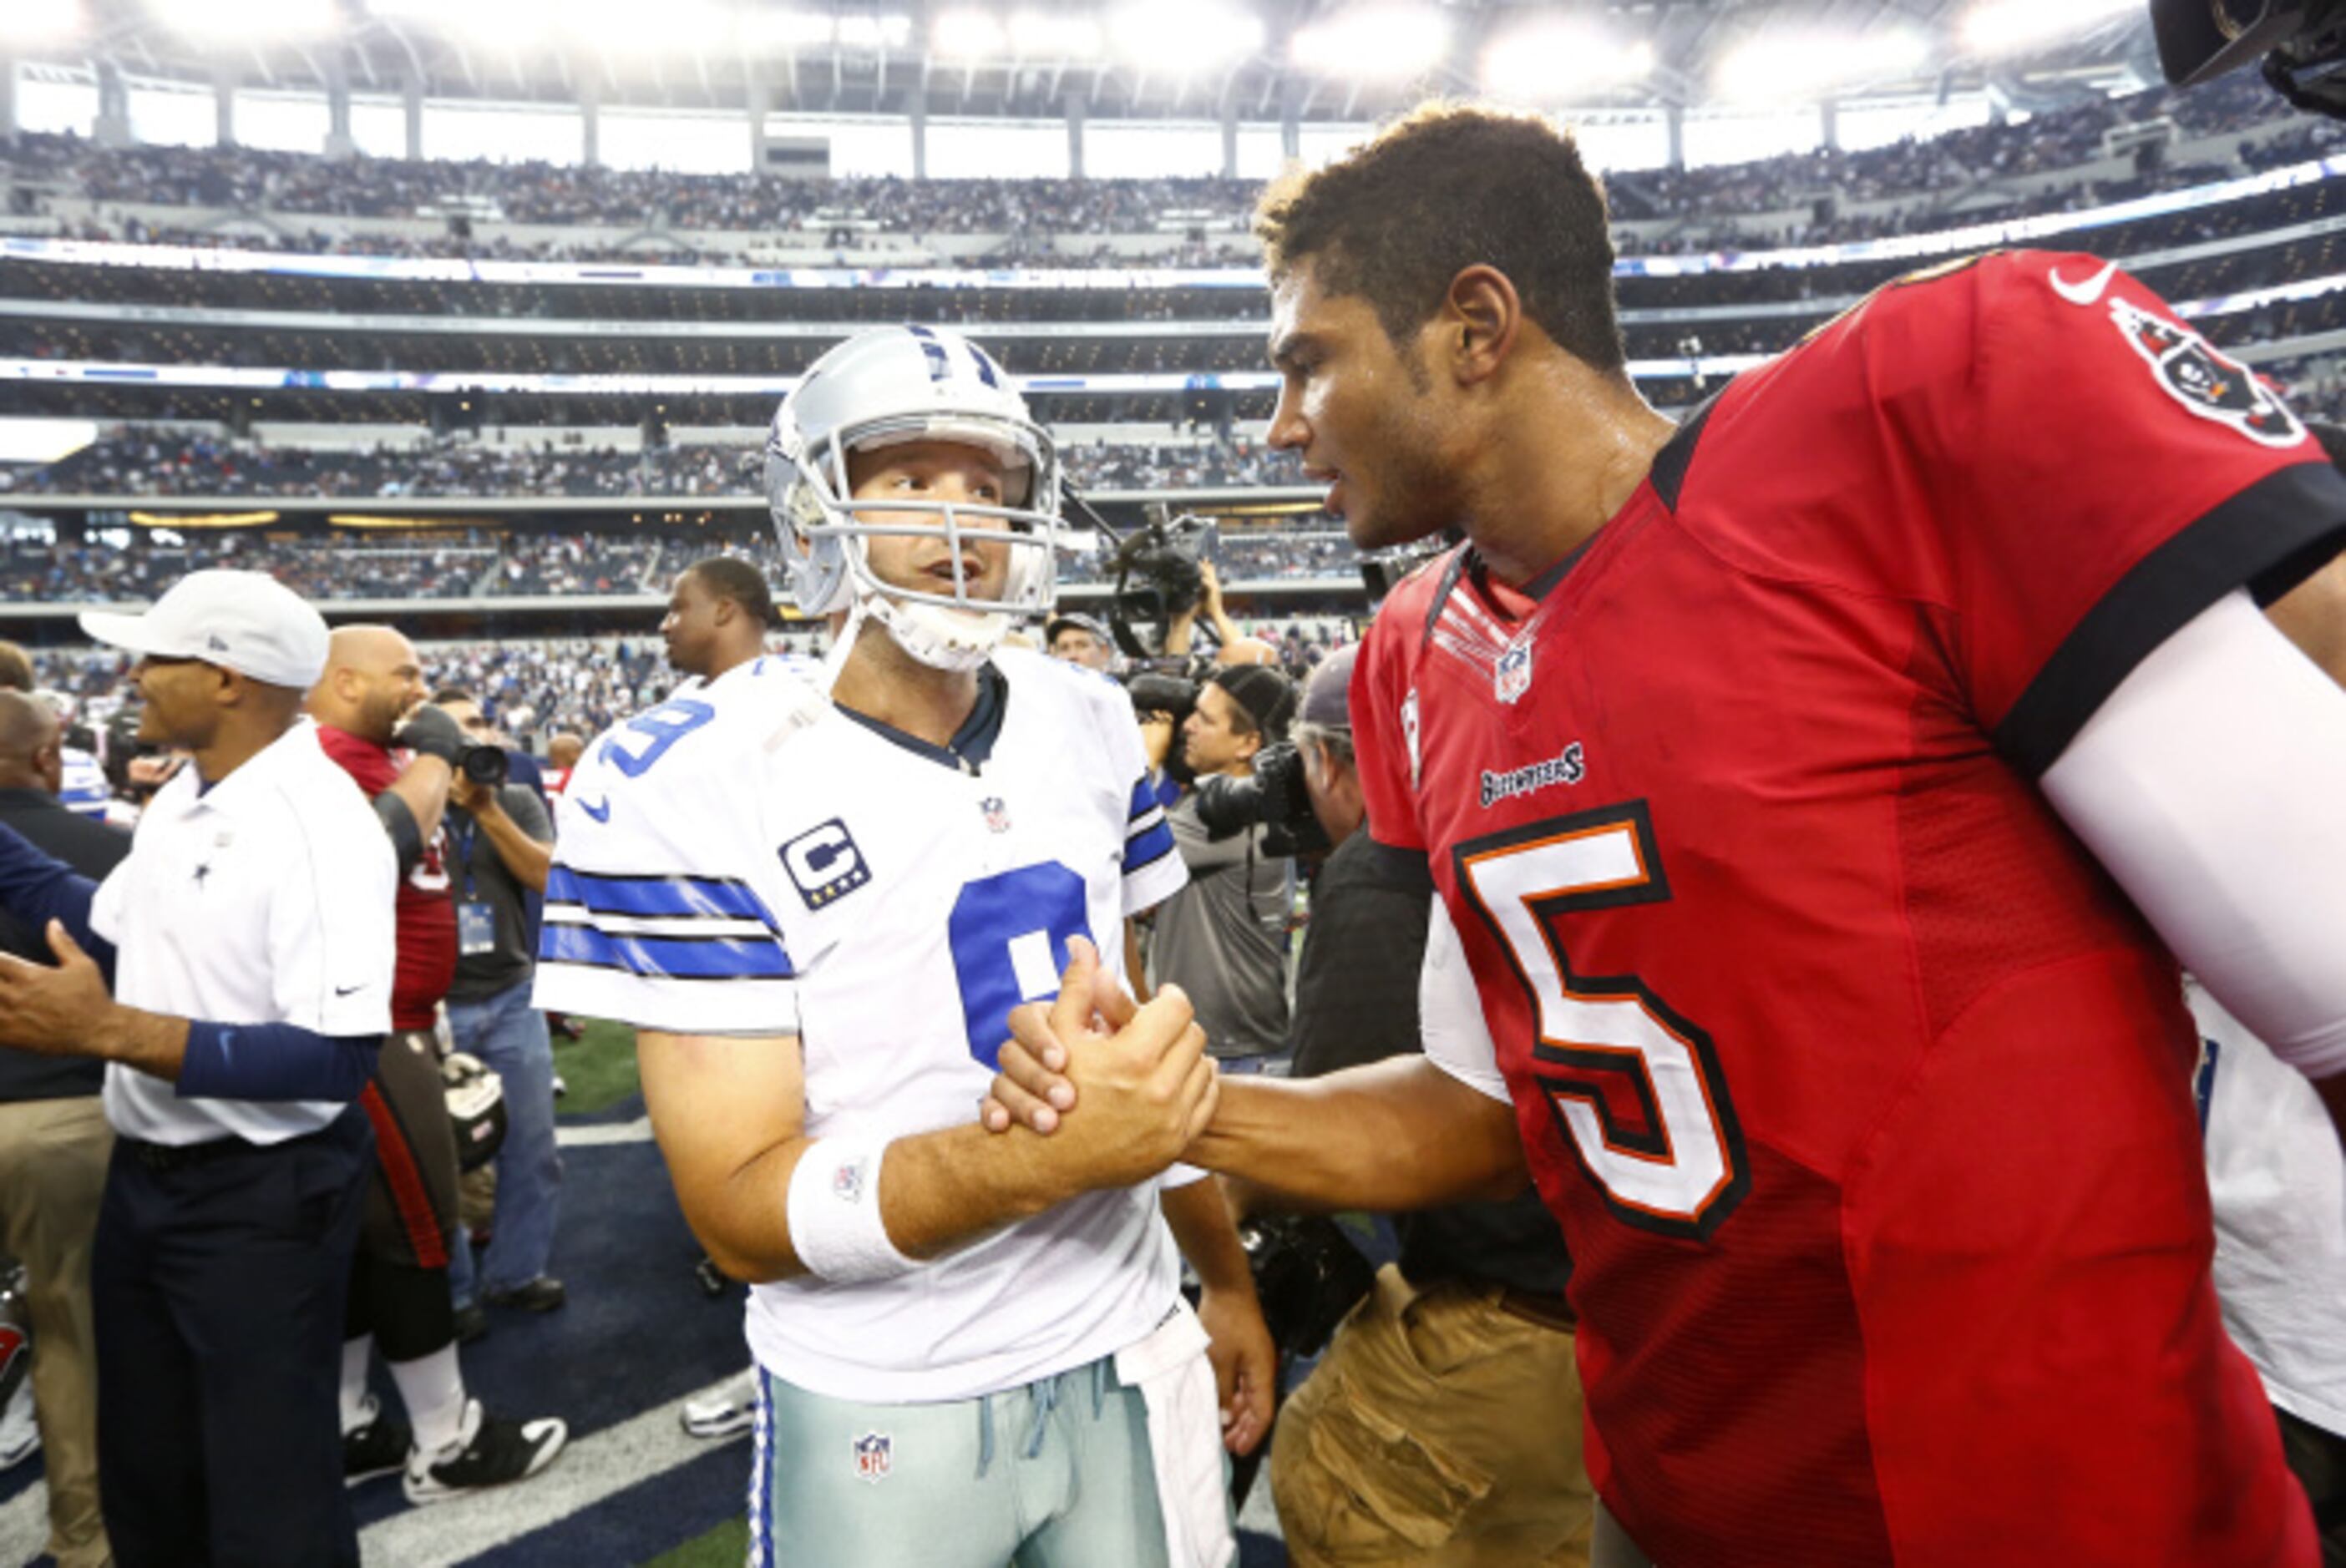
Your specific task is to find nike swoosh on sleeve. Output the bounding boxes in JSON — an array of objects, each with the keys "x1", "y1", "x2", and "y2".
[
  {"x1": 578, "y1": 796, "x2": 612, "y2": 823},
  {"x1": 2048, "y1": 260, "x2": 2120, "y2": 306}
]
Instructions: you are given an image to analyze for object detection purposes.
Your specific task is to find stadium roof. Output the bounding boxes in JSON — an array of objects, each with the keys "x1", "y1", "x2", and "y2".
[{"x1": 10, "y1": 0, "x2": 2159, "y2": 123}]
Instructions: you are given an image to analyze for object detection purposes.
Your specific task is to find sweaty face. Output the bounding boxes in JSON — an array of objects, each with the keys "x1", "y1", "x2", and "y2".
[
  {"x1": 844, "y1": 439, "x2": 1020, "y2": 604},
  {"x1": 1266, "y1": 260, "x2": 1459, "y2": 553},
  {"x1": 661, "y1": 571, "x2": 722, "y2": 674}
]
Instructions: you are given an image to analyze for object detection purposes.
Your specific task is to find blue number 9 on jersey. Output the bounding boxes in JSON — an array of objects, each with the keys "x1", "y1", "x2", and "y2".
[
  {"x1": 599, "y1": 699, "x2": 717, "y2": 778},
  {"x1": 948, "y1": 863, "x2": 1093, "y2": 1068}
]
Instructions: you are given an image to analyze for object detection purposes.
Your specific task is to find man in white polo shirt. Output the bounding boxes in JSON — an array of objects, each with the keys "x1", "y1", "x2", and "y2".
[{"x1": 0, "y1": 570, "x2": 395, "y2": 1568}]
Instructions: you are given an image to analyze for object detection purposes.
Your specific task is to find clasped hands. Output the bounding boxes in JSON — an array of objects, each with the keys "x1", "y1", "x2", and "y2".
[{"x1": 985, "y1": 937, "x2": 1214, "y2": 1185}]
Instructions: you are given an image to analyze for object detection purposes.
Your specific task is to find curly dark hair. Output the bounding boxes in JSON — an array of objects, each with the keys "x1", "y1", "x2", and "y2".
[{"x1": 1255, "y1": 103, "x2": 1625, "y2": 376}]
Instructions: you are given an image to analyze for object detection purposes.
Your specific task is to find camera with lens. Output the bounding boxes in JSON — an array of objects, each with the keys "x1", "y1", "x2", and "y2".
[
  {"x1": 1118, "y1": 655, "x2": 1214, "y2": 790},
  {"x1": 1192, "y1": 739, "x2": 1330, "y2": 858},
  {"x1": 2155, "y1": 0, "x2": 2346, "y2": 117},
  {"x1": 456, "y1": 743, "x2": 509, "y2": 790}
]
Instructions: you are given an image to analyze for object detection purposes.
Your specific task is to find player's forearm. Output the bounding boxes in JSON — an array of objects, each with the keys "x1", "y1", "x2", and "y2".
[
  {"x1": 91, "y1": 1003, "x2": 189, "y2": 1084},
  {"x1": 386, "y1": 756, "x2": 453, "y2": 846},
  {"x1": 878, "y1": 1122, "x2": 1090, "y2": 1261},
  {"x1": 1186, "y1": 1056, "x2": 1528, "y2": 1211},
  {"x1": 676, "y1": 1122, "x2": 1087, "y2": 1286}
]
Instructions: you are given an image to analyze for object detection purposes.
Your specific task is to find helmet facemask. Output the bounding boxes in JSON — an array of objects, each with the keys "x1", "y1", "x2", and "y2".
[{"x1": 769, "y1": 404, "x2": 1066, "y2": 674}]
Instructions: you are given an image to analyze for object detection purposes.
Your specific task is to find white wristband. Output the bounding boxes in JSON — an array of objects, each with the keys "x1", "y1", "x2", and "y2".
[{"x1": 787, "y1": 1134, "x2": 919, "y2": 1284}]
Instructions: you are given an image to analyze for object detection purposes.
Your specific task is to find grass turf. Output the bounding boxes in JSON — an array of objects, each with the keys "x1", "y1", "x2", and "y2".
[
  {"x1": 641, "y1": 1515, "x2": 750, "y2": 1567},
  {"x1": 553, "y1": 1015, "x2": 643, "y2": 1118}
]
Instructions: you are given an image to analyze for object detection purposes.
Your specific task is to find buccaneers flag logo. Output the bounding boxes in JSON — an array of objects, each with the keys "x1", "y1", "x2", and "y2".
[{"x1": 2107, "y1": 296, "x2": 2303, "y2": 448}]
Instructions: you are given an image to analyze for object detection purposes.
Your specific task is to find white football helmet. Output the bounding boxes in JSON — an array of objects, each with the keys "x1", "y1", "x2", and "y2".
[{"x1": 767, "y1": 324, "x2": 1064, "y2": 672}]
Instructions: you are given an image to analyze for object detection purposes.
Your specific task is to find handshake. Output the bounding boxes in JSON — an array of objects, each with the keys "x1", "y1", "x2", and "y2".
[{"x1": 980, "y1": 937, "x2": 1221, "y2": 1195}]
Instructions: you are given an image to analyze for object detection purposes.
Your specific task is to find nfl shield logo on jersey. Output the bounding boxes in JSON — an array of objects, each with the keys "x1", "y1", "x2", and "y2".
[
  {"x1": 852, "y1": 1431, "x2": 891, "y2": 1484},
  {"x1": 1494, "y1": 639, "x2": 1534, "y2": 705},
  {"x1": 980, "y1": 796, "x2": 1011, "y2": 833}
]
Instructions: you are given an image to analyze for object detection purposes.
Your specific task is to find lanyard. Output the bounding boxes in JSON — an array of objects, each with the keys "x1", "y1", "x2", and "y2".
[{"x1": 452, "y1": 812, "x2": 477, "y2": 902}]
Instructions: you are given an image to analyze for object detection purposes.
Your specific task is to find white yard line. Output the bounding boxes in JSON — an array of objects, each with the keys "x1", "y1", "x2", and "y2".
[{"x1": 360, "y1": 1370, "x2": 748, "y2": 1567}]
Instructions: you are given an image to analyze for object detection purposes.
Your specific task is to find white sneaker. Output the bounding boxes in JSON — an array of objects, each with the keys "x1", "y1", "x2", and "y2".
[
  {"x1": 0, "y1": 1378, "x2": 38, "y2": 1470},
  {"x1": 402, "y1": 1398, "x2": 566, "y2": 1505},
  {"x1": 680, "y1": 1368, "x2": 758, "y2": 1440}
]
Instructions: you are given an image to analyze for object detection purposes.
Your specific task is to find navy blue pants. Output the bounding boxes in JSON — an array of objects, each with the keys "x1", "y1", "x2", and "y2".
[{"x1": 90, "y1": 1106, "x2": 372, "y2": 1568}]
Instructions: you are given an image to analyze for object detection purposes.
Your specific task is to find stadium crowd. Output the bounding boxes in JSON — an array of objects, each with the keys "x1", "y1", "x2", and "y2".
[
  {"x1": 0, "y1": 432, "x2": 1310, "y2": 499},
  {"x1": 0, "y1": 70, "x2": 2318, "y2": 267},
  {"x1": 0, "y1": 515, "x2": 1361, "y2": 609}
]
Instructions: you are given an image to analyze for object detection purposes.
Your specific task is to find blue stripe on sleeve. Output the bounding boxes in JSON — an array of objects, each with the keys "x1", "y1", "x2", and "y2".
[
  {"x1": 540, "y1": 922, "x2": 795, "y2": 980},
  {"x1": 546, "y1": 865, "x2": 773, "y2": 925},
  {"x1": 1124, "y1": 820, "x2": 1178, "y2": 874}
]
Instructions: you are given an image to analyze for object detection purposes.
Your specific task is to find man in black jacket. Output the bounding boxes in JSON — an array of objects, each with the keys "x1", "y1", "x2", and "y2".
[{"x1": 0, "y1": 689, "x2": 127, "y2": 1568}]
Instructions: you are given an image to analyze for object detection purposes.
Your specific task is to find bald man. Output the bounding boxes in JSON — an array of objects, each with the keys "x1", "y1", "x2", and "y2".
[
  {"x1": 307, "y1": 626, "x2": 567, "y2": 1502},
  {"x1": 542, "y1": 732, "x2": 584, "y2": 797},
  {"x1": 0, "y1": 690, "x2": 126, "y2": 1568}
]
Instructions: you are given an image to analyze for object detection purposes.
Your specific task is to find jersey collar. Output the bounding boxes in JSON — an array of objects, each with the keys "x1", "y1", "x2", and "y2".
[{"x1": 834, "y1": 660, "x2": 1010, "y2": 774}]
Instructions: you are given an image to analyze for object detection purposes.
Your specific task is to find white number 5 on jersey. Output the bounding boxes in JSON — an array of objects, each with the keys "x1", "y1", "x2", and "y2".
[{"x1": 1456, "y1": 803, "x2": 1749, "y2": 1242}]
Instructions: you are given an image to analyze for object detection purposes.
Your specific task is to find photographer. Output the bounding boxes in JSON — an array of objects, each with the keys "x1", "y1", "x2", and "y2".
[
  {"x1": 1149, "y1": 665, "x2": 1297, "y2": 1070},
  {"x1": 431, "y1": 690, "x2": 563, "y2": 1319},
  {"x1": 1227, "y1": 648, "x2": 1591, "y2": 1566}
]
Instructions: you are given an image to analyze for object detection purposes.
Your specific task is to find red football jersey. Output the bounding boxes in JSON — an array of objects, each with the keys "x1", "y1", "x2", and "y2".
[
  {"x1": 1353, "y1": 251, "x2": 2346, "y2": 1565},
  {"x1": 316, "y1": 721, "x2": 457, "y2": 1032}
]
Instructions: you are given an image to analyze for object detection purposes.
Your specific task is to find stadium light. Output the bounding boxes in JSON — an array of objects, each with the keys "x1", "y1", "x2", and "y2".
[
  {"x1": 1290, "y1": 3, "x2": 1448, "y2": 81},
  {"x1": 835, "y1": 13, "x2": 915, "y2": 48},
  {"x1": 1, "y1": 0, "x2": 83, "y2": 48},
  {"x1": 1008, "y1": 10, "x2": 1102, "y2": 57},
  {"x1": 1714, "y1": 27, "x2": 1930, "y2": 101},
  {"x1": 741, "y1": 9, "x2": 838, "y2": 48},
  {"x1": 1107, "y1": 3, "x2": 1263, "y2": 73},
  {"x1": 1480, "y1": 18, "x2": 1653, "y2": 101},
  {"x1": 1963, "y1": 0, "x2": 2138, "y2": 55},
  {"x1": 934, "y1": 8, "x2": 1009, "y2": 58},
  {"x1": 560, "y1": 0, "x2": 731, "y2": 52},
  {"x1": 160, "y1": 0, "x2": 339, "y2": 43},
  {"x1": 367, "y1": 0, "x2": 555, "y2": 49}
]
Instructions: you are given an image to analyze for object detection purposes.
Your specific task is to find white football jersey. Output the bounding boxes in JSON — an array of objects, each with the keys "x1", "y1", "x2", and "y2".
[
  {"x1": 536, "y1": 649, "x2": 1189, "y2": 1402},
  {"x1": 58, "y1": 746, "x2": 109, "y2": 822},
  {"x1": 2191, "y1": 979, "x2": 2346, "y2": 1437}
]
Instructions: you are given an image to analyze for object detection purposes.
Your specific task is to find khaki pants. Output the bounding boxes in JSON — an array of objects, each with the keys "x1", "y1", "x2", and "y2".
[
  {"x1": 1272, "y1": 1264, "x2": 1593, "y2": 1567},
  {"x1": 0, "y1": 1095, "x2": 114, "y2": 1568}
]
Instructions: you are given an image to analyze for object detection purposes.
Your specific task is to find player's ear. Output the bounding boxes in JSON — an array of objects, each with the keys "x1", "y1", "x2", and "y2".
[{"x1": 1445, "y1": 265, "x2": 1521, "y2": 387}]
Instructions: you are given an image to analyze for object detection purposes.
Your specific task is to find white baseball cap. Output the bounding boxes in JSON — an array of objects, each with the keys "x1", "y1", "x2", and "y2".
[{"x1": 79, "y1": 569, "x2": 330, "y2": 691}]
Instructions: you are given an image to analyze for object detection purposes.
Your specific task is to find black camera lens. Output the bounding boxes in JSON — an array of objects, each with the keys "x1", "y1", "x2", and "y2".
[{"x1": 459, "y1": 745, "x2": 509, "y2": 788}]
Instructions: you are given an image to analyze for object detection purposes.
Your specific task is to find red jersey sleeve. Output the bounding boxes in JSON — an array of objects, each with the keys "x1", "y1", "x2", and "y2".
[
  {"x1": 1351, "y1": 554, "x2": 1443, "y2": 868},
  {"x1": 1683, "y1": 250, "x2": 2346, "y2": 776}
]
